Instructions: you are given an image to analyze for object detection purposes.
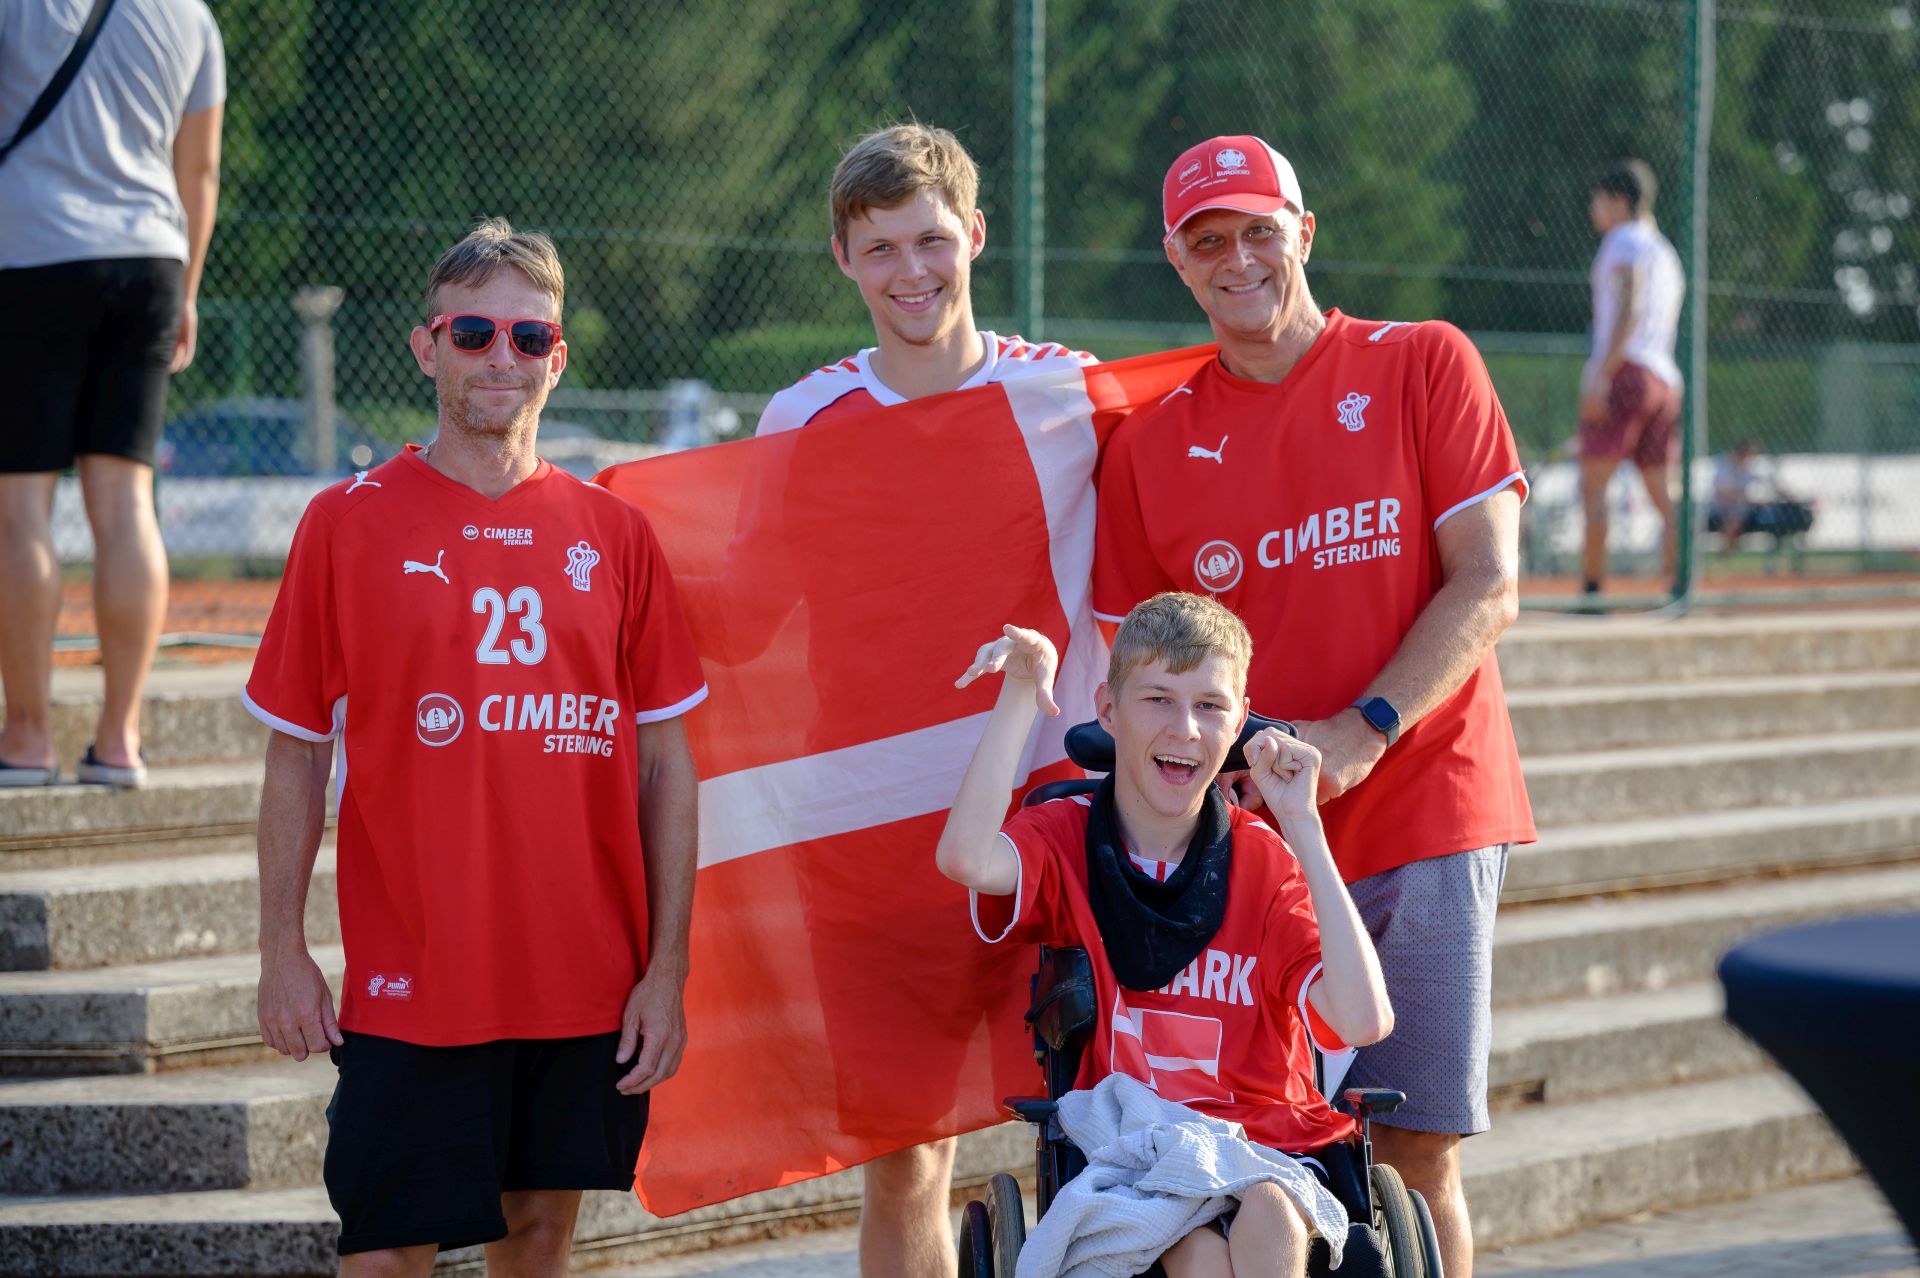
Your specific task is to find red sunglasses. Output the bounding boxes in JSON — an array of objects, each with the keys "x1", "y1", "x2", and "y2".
[{"x1": 429, "y1": 313, "x2": 563, "y2": 358}]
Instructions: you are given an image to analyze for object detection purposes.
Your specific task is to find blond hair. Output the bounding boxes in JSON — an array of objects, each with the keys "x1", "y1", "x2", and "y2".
[
  {"x1": 1108, "y1": 593, "x2": 1252, "y2": 695},
  {"x1": 424, "y1": 217, "x2": 565, "y2": 322},
  {"x1": 829, "y1": 123, "x2": 979, "y2": 246}
]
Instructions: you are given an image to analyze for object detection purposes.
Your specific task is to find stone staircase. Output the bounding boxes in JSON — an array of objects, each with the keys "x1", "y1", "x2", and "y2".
[{"x1": 0, "y1": 609, "x2": 1915, "y2": 1273}]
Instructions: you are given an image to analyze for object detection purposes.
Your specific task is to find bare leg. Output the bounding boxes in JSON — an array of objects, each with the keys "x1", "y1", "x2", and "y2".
[
  {"x1": 338, "y1": 1244, "x2": 436, "y2": 1278},
  {"x1": 485, "y1": 1189, "x2": 583, "y2": 1278},
  {"x1": 1372, "y1": 1125, "x2": 1471, "y2": 1278},
  {"x1": 1636, "y1": 460, "x2": 1677, "y2": 585},
  {"x1": 1578, "y1": 456, "x2": 1620, "y2": 592},
  {"x1": 76, "y1": 455, "x2": 166, "y2": 768},
  {"x1": 861, "y1": 1138, "x2": 958, "y2": 1278},
  {"x1": 0, "y1": 473, "x2": 61, "y2": 768},
  {"x1": 1160, "y1": 1219, "x2": 1233, "y2": 1277},
  {"x1": 1227, "y1": 1181, "x2": 1310, "y2": 1278}
]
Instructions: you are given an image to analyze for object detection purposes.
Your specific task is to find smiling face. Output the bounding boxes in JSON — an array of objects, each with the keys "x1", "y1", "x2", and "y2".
[
  {"x1": 1165, "y1": 206, "x2": 1317, "y2": 345},
  {"x1": 409, "y1": 267, "x2": 566, "y2": 443},
  {"x1": 833, "y1": 189, "x2": 985, "y2": 352},
  {"x1": 1097, "y1": 652, "x2": 1250, "y2": 827}
]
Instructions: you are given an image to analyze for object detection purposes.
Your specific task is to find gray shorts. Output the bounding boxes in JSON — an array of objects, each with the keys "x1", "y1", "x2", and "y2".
[{"x1": 1341, "y1": 845, "x2": 1508, "y2": 1136}]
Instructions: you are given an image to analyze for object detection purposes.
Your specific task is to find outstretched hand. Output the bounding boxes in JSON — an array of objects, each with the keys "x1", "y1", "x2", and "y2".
[
  {"x1": 1243, "y1": 727, "x2": 1324, "y2": 823},
  {"x1": 955, "y1": 624, "x2": 1061, "y2": 717}
]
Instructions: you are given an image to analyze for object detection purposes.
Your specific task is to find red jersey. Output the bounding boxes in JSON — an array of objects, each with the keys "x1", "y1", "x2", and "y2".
[
  {"x1": 245, "y1": 446, "x2": 708, "y2": 1045},
  {"x1": 976, "y1": 797, "x2": 1356, "y2": 1153},
  {"x1": 1095, "y1": 312, "x2": 1535, "y2": 882},
  {"x1": 755, "y1": 331, "x2": 1094, "y2": 436}
]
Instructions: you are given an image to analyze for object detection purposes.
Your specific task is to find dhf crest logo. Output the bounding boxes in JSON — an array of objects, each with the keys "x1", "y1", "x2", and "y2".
[
  {"x1": 565, "y1": 540, "x2": 600, "y2": 593},
  {"x1": 1192, "y1": 539, "x2": 1244, "y2": 593},
  {"x1": 1337, "y1": 392, "x2": 1371, "y2": 432}
]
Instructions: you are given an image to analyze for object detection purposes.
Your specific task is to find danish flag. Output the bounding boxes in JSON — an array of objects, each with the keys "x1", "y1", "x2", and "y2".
[
  {"x1": 596, "y1": 345, "x2": 1217, "y2": 1215},
  {"x1": 1110, "y1": 992, "x2": 1233, "y2": 1104}
]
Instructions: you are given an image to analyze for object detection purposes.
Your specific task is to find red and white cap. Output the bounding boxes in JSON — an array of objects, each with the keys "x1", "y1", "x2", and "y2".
[{"x1": 1162, "y1": 135, "x2": 1304, "y2": 241}]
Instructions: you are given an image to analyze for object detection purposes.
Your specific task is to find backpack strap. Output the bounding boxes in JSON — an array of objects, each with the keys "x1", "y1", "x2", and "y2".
[{"x1": 0, "y1": 0, "x2": 120, "y2": 170}]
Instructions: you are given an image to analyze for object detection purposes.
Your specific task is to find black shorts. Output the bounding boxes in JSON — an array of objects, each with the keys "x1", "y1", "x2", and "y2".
[
  {"x1": 324, "y1": 1030, "x2": 649, "y2": 1256},
  {"x1": 0, "y1": 257, "x2": 182, "y2": 473}
]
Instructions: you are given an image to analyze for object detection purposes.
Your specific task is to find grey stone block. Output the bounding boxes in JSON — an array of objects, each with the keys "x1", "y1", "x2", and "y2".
[
  {"x1": 0, "y1": 763, "x2": 264, "y2": 848},
  {"x1": 0, "y1": 948, "x2": 344, "y2": 1076},
  {"x1": 1497, "y1": 610, "x2": 1920, "y2": 689},
  {"x1": 1492, "y1": 863, "x2": 1920, "y2": 1006},
  {"x1": 1489, "y1": 983, "x2": 1766, "y2": 1107},
  {"x1": 1504, "y1": 795, "x2": 1920, "y2": 902},
  {"x1": 1463, "y1": 1073, "x2": 1856, "y2": 1250},
  {"x1": 0, "y1": 1058, "x2": 333, "y2": 1193},
  {"x1": 0, "y1": 851, "x2": 338, "y2": 971},
  {"x1": 1522, "y1": 729, "x2": 1920, "y2": 827},
  {"x1": 1506, "y1": 669, "x2": 1920, "y2": 757},
  {"x1": 0, "y1": 1186, "x2": 338, "y2": 1276}
]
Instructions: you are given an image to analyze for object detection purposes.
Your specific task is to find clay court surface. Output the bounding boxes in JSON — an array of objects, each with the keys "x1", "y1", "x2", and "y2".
[{"x1": 51, "y1": 570, "x2": 1920, "y2": 668}]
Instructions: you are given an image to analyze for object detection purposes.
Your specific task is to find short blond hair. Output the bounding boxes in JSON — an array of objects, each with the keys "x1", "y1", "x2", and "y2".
[
  {"x1": 425, "y1": 217, "x2": 565, "y2": 323},
  {"x1": 1108, "y1": 593, "x2": 1252, "y2": 696},
  {"x1": 829, "y1": 123, "x2": 979, "y2": 247}
]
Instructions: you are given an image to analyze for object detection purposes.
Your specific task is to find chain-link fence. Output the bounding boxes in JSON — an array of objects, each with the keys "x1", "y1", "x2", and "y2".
[{"x1": 46, "y1": 0, "x2": 1920, "y2": 640}]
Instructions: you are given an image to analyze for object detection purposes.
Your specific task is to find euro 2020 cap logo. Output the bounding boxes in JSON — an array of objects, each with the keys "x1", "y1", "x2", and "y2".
[
  {"x1": 1193, "y1": 540, "x2": 1244, "y2": 593},
  {"x1": 416, "y1": 693, "x2": 463, "y2": 747},
  {"x1": 1216, "y1": 147, "x2": 1248, "y2": 170}
]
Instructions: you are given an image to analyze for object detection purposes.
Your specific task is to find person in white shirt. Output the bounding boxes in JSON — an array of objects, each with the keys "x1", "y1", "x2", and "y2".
[{"x1": 1577, "y1": 158, "x2": 1685, "y2": 601}]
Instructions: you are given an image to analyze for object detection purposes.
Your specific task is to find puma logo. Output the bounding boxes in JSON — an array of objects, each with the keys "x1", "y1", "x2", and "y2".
[
  {"x1": 1187, "y1": 435, "x2": 1228, "y2": 464},
  {"x1": 346, "y1": 471, "x2": 381, "y2": 493},
  {"x1": 403, "y1": 550, "x2": 449, "y2": 584},
  {"x1": 1160, "y1": 386, "x2": 1196, "y2": 405}
]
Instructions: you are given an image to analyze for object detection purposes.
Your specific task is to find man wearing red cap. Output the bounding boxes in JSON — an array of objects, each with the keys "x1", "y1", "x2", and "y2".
[{"x1": 1093, "y1": 135, "x2": 1535, "y2": 1277}]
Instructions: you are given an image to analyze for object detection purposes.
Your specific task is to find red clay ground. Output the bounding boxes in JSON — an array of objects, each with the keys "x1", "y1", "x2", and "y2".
[{"x1": 51, "y1": 569, "x2": 1920, "y2": 668}]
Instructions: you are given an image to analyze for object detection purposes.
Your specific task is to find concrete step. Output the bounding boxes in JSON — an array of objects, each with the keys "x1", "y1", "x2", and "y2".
[
  {"x1": 1491, "y1": 862, "x2": 1920, "y2": 1007},
  {"x1": 1488, "y1": 982, "x2": 1763, "y2": 1109},
  {"x1": 1504, "y1": 793, "x2": 1920, "y2": 902},
  {"x1": 1506, "y1": 668, "x2": 1920, "y2": 756},
  {"x1": 0, "y1": 1057, "x2": 333, "y2": 1194},
  {"x1": 1463, "y1": 1072, "x2": 1856, "y2": 1250},
  {"x1": 1521, "y1": 727, "x2": 1920, "y2": 827},
  {"x1": 0, "y1": 761, "x2": 264, "y2": 851},
  {"x1": 0, "y1": 849, "x2": 338, "y2": 971},
  {"x1": 46, "y1": 663, "x2": 259, "y2": 771},
  {"x1": 0, "y1": 946, "x2": 344, "y2": 1076},
  {"x1": 0, "y1": 1122, "x2": 1029, "y2": 1276},
  {"x1": 1496, "y1": 608, "x2": 1920, "y2": 689}
]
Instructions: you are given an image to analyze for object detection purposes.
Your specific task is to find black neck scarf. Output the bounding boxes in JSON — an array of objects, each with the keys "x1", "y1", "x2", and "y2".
[{"x1": 1084, "y1": 774, "x2": 1232, "y2": 992}]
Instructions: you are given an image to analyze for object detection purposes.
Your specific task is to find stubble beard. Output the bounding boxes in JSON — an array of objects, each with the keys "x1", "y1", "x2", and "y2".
[{"x1": 437, "y1": 374, "x2": 542, "y2": 445}]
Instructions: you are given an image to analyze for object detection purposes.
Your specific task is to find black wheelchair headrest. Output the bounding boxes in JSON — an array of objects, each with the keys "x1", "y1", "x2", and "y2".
[{"x1": 1062, "y1": 710, "x2": 1296, "y2": 774}]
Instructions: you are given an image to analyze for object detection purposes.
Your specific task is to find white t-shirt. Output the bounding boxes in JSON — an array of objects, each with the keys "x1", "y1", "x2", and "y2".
[
  {"x1": 1586, "y1": 219, "x2": 1685, "y2": 392},
  {"x1": 755, "y1": 332, "x2": 1094, "y2": 436},
  {"x1": 0, "y1": 0, "x2": 225, "y2": 269}
]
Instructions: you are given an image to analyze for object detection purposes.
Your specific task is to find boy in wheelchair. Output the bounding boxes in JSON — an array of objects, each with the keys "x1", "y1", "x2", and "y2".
[{"x1": 935, "y1": 593, "x2": 1397, "y2": 1278}]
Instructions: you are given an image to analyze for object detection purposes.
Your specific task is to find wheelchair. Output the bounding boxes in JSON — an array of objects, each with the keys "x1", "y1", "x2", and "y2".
[{"x1": 958, "y1": 712, "x2": 1445, "y2": 1278}]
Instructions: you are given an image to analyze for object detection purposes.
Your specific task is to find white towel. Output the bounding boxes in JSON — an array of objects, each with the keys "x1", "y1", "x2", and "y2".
[{"x1": 1015, "y1": 1073, "x2": 1349, "y2": 1278}]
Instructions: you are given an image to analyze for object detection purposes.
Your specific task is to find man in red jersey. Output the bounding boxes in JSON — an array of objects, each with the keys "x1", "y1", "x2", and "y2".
[
  {"x1": 246, "y1": 219, "x2": 705, "y2": 1276},
  {"x1": 1094, "y1": 136, "x2": 1534, "y2": 1278},
  {"x1": 753, "y1": 122, "x2": 1092, "y2": 1278}
]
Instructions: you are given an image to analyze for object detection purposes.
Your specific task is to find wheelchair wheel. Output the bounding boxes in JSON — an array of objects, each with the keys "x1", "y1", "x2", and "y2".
[
  {"x1": 1369, "y1": 1164, "x2": 1426, "y2": 1278},
  {"x1": 958, "y1": 1198, "x2": 994, "y2": 1278},
  {"x1": 987, "y1": 1172, "x2": 1026, "y2": 1275},
  {"x1": 1409, "y1": 1187, "x2": 1444, "y2": 1278}
]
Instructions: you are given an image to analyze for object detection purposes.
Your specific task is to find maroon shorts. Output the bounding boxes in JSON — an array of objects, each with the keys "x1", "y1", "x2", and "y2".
[{"x1": 1579, "y1": 363, "x2": 1680, "y2": 467}]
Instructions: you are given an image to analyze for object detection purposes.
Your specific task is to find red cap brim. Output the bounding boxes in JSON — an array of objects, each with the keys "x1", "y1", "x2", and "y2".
[{"x1": 1163, "y1": 193, "x2": 1297, "y2": 242}]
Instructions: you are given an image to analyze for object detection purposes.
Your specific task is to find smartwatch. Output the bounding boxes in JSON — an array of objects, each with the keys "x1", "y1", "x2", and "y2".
[{"x1": 1351, "y1": 696, "x2": 1401, "y2": 747}]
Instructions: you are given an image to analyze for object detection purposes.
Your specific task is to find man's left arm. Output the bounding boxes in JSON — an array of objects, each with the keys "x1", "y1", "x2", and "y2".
[
  {"x1": 615, "y1": 714, "x2": 700, "y2": 1094},
  {"x1": 1296, "y1": 488, "x2": 1521, "y2": 801}
]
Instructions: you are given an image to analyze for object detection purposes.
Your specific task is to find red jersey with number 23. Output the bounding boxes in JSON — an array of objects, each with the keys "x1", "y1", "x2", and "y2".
[
  {"x1": 245, "y1": 446, "x2": 707, "y2": 1046},
  {"x1": 1096, "y1": 312, "x2": 1535, "y2": 883},
  {"x1": 974, "y1": 796, "x2": 1356, "y2": 1153}
]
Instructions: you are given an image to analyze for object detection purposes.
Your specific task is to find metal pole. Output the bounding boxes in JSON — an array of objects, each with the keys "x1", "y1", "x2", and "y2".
[
  {"x1": 1012, "y1": 0, "x2": 1046, "y2": 339},
  {"x1": 1673, "y1": 0, "x2": 1714, "y2": 603},
  {"x1": 295, "y1": 286, "x2": 345, "y2": 475}
]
